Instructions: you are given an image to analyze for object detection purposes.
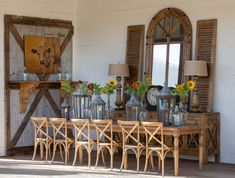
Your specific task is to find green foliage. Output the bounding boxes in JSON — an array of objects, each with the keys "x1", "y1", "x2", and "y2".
[
  {"x1": 101, "y1": 80, "x2": 116, "y2": 95},
  {"x1": 78, "y1": 81, "x2": 103, "y2": 95},
  {"x1": 61, "y1": 80, "x2": 75, "y2": 94},
  {"x1": 125, "y1": 80, "x2": 150, "y2": 101},
  {"x1": 172, "y1": 81, "x2": 195, "y2": 98}
]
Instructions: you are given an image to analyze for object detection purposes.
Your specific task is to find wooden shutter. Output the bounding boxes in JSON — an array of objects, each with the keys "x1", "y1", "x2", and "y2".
[
  {"x1": 123, "y1": 25, "x2": 145, "y2": 103},
  {"x1": 195, "y1": 19, "x2": 217, "y2": 112}
]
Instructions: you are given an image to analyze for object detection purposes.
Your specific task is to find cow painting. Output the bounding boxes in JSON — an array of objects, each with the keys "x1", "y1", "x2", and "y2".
[{"x1": 24, "y1": 36, "x2": 61, "y2": 74}]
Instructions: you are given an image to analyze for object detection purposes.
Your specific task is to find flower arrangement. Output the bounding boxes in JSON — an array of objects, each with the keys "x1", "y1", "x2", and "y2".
[
  {"x1": 101, "y1": 79, "x2": 116, "y2": 95},
  {"x1": 93, "y1": 83, "x2": 103, "y2": 95},
  {"x1": 172, "y1": 80, "x2": 195, "y2": 97},
  {"x1": 125, "y1": 78, "x2": 151, "y2": 100},
  {"x1": 60, "y1": 80, "x2": 75, "y2": 94},
  {"x1": 78, "y1": 81, "x2": 103, "y2": 96}
]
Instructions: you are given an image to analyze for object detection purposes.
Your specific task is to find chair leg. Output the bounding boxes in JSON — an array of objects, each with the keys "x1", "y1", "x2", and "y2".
[
  {"x1": 158, "y1": 155, "x2": 161, "y2": 170},
  {"x1": 59, "y1": 144, "x2": 64, "y2": 161},
  {"x1": 48, "y1": 142, "x2": 52, "y2": 158},
  {"x1": 40, "y1": 142, "x2": 44, "y2": 160},
  {"x1": 95, "y1": 148, "x2": 100, "y2": 168},
  {"x1": 150, "y1": 153, "x2": 155, "y2": 171},
  {"x1": 64, "y1": 145, "x2": 68, "y2": 165},
  {"x1": 32, "y1": 141, "x2": 39, "y2": 161},
  {"x1": 162, "y1": 157, "x2": 165, "y2": 177},
  {"x1": 51, "y1": 143, "x2": 57, "y2": 164},
  {"x1": 124, "y1": 150, "x2": 128, "y2": 170},
  {"x1": 45, "y1": 144, "x2": 48, "y2": 163},
  {"x1": 120, "y1": 149, "x2": 125, "y2": 171},
  {"x1": 73, "y1": 146, "x2": 79, "y2": 166},
  {"x1": 88, "y1": 150, "x2": 91, "y2": 168},
  {"x1": 144, "y1": 152, "x2": 149, "y2": 172},
  {"x1": 110, "y1": 153, "x2": 113, "y2": 170},
  {"x1": 136, "y1": 153, "x2": 139, "y2": 173},
  {"x1": 67, "y1": 143, "x2": 72, "y2": 163},
  {"x1": 101, "y1": 149, "x2": 105, "y2": 166},
  {"x1": 64, "y1": 143, "x2": 71, "y2": 164}
]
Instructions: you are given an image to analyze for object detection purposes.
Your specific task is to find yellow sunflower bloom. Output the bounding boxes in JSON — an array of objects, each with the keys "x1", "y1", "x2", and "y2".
[
  {"x1": 176, "y1": 84, "x2": 182, "y2": 92},
  {"x1": 187, "y1": 80, "x2": 195, "y2": 90},
  {"x1": 101, "y1": 87, "x2": 108, "y2": 94},
  {"x1": 146, "y1": 77, "x2": 152, "y2": 84},
  {"x1": 108, "y1": 79, "x2": 116, "y2": 87},
  {"x1": 60, "y1": 80, "x2": 65, "y2": 84}
]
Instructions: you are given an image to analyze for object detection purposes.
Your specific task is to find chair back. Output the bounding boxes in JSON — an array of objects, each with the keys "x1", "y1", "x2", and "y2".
[
  {"x1": 31, "y1": 117, "x2": 50, "y2": 140},
  {"x1": 141, "y1": 121, "x2": 168, "y2": 151},
  {"x1": 49, "y1": 118, "x2": 71, "y2": 142},
  {"x1": 92, "y1": 119, "x2": 114, "y2": 145},
  {"x1": 70, "y1": 119, "x2": 91, "y2": 142},
  {"x1": 117, "y1": 120, "x2": 143, "y2": 147}
]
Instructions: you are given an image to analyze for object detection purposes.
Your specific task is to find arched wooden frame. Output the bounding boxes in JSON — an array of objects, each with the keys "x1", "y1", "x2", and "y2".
[{"x1": 145, "y1": 8, "x2": 192, "y2": 83}]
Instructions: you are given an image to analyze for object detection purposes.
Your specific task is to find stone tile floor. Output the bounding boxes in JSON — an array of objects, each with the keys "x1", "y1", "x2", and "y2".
[{"x1": 0, "y1": 152, "x2": 234, "y2": 178}]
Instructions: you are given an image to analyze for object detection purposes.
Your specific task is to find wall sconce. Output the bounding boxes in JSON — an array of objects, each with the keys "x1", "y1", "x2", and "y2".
[
  {"x1": 108, "y1": 64, "x2": 129, "y2": 110},
  {"x1": 184, "y1": 60, "x2": 208, "y2": 112}
]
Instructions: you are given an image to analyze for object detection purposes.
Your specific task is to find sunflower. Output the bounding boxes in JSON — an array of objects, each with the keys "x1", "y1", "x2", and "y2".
[
  {"x1": 101, "y1": 87, "x2": 109, "y2": 94},
  {"x1": 187, "y1": 80, "x2": 195, "y2": 90},
  {"x1": 87, "y1": 83, "x2": 94, "y2": 90},
  {"x1": 176, "y1": 84, "x2": 182, "y2": 92},
  {"x1": 132, "y1": 81, "x2": 140, "y2": 89},
  {"x1": 108, "y1": 79, "x2": 116, "y2": 87},
  {"x1": 60, "y1": 80, "x2": 65, "y2": 85},
  {"x1": 146, "y1": 77, "x2": 152, "y2": 84}
]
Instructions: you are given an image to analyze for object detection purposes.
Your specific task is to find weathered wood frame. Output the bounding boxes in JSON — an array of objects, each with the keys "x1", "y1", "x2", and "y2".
[
  {"x1": 145, "y1": 8, "x2": 192, "y2": 83},
  {"x1": 4, "y1": 15, "x2": 74, "y2": 154}
]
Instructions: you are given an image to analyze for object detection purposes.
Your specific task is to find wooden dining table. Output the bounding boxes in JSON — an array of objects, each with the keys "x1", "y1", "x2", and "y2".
[{"x1": 53, "y1": 120, "x2": 208, "y2": 176}]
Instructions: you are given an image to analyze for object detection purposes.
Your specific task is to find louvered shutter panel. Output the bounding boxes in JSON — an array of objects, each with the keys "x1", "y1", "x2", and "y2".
[
  {"x1": 123, "y1": 25, "x2": 145, "y2": 104},
  {"x1": 195, "y1": 19, "x2": 217, "y2": 112}
]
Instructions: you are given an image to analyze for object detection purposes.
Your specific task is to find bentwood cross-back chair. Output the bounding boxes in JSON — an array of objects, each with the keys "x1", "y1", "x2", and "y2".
[
  {"x1": 49, "y1": 118, "x2": 73, "y2": 165},
  {"x1": 117, "y1": 120, "x2": 145, "y2": 173},
  {"x1": 71, "y1": 119, "x2": 95, "y2": 168},
  {"x1": 141, "y1": 121, "x2": 173, "y2": 176},
  {"x1": 31, "y1": 117, "x2": 52, "y2": 162},
  {"x1": 92, "y1": 119, "x2": 119, "y2": 170}
]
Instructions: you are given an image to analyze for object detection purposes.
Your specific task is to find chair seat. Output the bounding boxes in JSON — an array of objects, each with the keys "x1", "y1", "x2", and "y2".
[
  {"x1": 148, "y1": 146, "x2": 162, "y2": 150},
  {"x1": 98, "y1": 142, "x2": 111, "y2": 146},
  {"x1": 36, "y1": 138, "x2": 52, "y2": 142},
  {"x1": 125, "y1": 144, "x2": 144, "y2": 149},
  {"x1": 76, "y1": 140, "x2": 95, "y2": 145},
  {"x1": 55, "y1": 139, "x2": 74, "y2": 143},
  {"x1": 98, "y1": 142, "x2": 120, "y2": 147}
]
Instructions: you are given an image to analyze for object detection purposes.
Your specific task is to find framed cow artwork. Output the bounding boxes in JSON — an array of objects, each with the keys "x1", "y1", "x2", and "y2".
[{"x1": 24, "y1": 35, "x2": 61, "y2": 74}]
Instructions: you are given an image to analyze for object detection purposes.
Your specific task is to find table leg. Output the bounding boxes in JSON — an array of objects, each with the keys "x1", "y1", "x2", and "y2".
[
  {"x1": 173, "y1": 134, "x2": 179, "y2": 176},
  {"x1": 199, "y1": 128, "x2": 207, "y2": 170},
  {"x1": 39, "y1": 132, "x2": 43, "y2": 160},
  {"x1": 79, "y1": 134, "x2": 83, "y2": 164}
]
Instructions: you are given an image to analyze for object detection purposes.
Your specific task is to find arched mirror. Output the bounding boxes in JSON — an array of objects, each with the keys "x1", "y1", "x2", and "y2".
[{"x1": 145, "y1": 8, "x2": 192, "y2": 87}]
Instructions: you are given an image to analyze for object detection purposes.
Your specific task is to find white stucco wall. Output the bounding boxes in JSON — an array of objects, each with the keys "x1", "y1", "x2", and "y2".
[
  {"x1": 76, "y1": 0, "x2": 235, "y2": 164},
  {"x1": 0, "y1": 0, "x2": 78, "y2": 156}
]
